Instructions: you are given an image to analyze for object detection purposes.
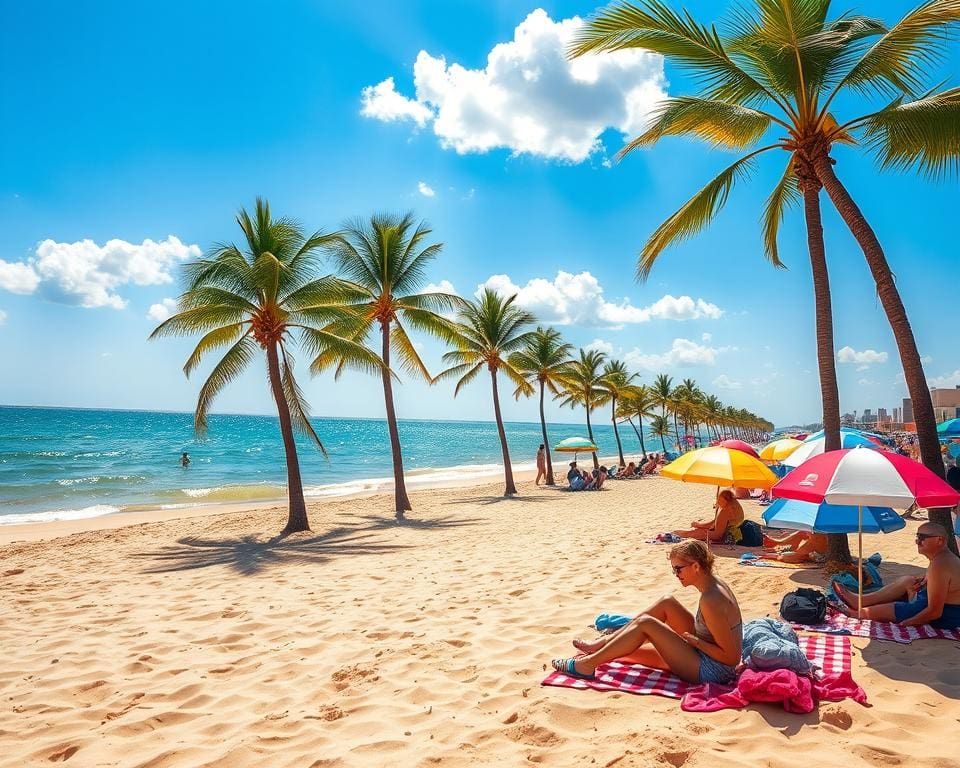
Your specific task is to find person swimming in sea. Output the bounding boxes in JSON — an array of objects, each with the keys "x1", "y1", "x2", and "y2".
[{"x1": 180, "y1": 452, "x2": 190, "y2": 468}]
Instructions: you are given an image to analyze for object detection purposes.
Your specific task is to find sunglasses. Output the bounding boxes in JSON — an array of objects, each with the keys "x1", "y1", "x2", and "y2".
[
  {"x1": 671, "y1": 562, "x2": 693, "y2": 576},
  {"x1": 915, "y1": 533, "x2": 943, "y2": 542}
]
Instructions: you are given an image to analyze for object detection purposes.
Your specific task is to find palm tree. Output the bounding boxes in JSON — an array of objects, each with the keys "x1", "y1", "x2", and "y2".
[
  {"x1": 311, "y1": 213, "x2": 463, "y2": 520},
  {"x1": 617, "y1": 383, "x2": 656, "y2": 458},
  {"x1": 435, "y1": 289, "x2": 535, "y2": 496},
  {"x1": 702, "y1": 394, "x2": 725, "y2": 440},
  {"x1": 149, "y1": 198, "x2": 379, "y2": 534},
  {"x1": 600, "y1": 359, "x2": 638, "y2": 466},
  {"x1": 558, "y1": 349, "x2": 609, "y2": 469},
  {"x1": 649, "y1": 414, "x2": 672, "y2": 454},
  {"x1": 573, "y1": 0, "x2": 960, "y2": 552},
  {"x1": 509, "y1": 327, "x2": 574, "y2": 486}
]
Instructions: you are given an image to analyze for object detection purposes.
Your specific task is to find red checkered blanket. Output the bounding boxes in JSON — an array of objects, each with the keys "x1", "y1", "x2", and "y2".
[
  {"x1": 793, "y1": 609, "x2": 960, "y2": 644},
  {"x1": 542, "y1": 635, "x2": 859, "y2": 705}
]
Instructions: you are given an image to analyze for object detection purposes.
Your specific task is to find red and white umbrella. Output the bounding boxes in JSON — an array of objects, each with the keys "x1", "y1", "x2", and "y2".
[
  {"x1": 772, "y1": 447, "x2": 960, "y2": 508},
  {"x1": 772, "y1": 447, "x2": 960, "y2": 617},
  {"x1": 718, "y1": 439, "x2": 759, "y2": 458}
]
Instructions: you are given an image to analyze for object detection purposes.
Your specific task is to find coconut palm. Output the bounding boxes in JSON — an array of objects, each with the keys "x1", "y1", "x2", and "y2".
[
  {"x1": 702, "y1": 394, "x2": 725, "y2": 440},
  {"x1": 310, "y1": 213, "x2": 463, "y2": 520},
  {"x1": 649, "y1": 414, "x2": 672, "y2": 455},
  {"x1": 149, "y1": 198, "x2": 380, "y2": 534},
  {"x1": 435, "y1": 289, "x2": 535, "y2": 496},
  {"x1": 558, "y1": 349, "x2": 609, "y2": 469},
  {"x1": 509, "y1": 327, "x2": 574, "y2": 486},
  {"x1": 572, "y1": 0, "x2": 960, "y2": 551},
  {"x1": 600, "y1": 359, "x2": 638, "y2": 466},
  {"x1": 617, "y1": 383, "x2": 656, "y2": 458}
]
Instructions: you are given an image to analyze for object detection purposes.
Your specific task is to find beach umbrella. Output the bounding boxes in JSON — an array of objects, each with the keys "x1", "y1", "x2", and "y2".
[
  {"x1": 783, "y1": 429, "x2": 882, "y2": 467},
  {"x1": 661, "y1": 446, "x2": 778, "y2": 489},
  {"x1": 759, "y1": 438, "x2": 803, "y2": 463},
  {"x1": 718, "y1": 439, "x2": 760, "y2": 458},
  {"x1": 761, "y1": 498, "x2": 905, "y2": 534},
  {"x1": 772, "y1": 447, "x2": 960, "y2": 615},
  {"x1": 554, "y1": 436, "x2": 598, "y2": 461},
  {"x1": 937, "y1": 418, "x2": 960, "y2": 439}
]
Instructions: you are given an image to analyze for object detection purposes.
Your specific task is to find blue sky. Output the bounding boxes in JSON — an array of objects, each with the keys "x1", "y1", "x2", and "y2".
[{"x1": 0, "y1": 0, "x2": 957, "y2": 428}]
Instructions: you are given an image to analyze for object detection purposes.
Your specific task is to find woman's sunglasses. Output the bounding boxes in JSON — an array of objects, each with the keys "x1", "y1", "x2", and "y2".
[{"x1": 671, "y1": 563, "x2": 693, "y2": 576}]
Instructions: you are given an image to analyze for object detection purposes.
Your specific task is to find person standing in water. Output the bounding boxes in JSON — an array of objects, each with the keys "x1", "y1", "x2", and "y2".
[
  {"x1": 180, "y1": 452, "x2": 190, "y2": 468},
  {"x1": 535, "y1": 444, "x2": 546, "y2": 486}
]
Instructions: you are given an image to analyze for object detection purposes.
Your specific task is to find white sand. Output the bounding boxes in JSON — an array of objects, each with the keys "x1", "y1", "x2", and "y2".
[{"x1": 2, "y1": 474, "x2": 958, "y2": 767}]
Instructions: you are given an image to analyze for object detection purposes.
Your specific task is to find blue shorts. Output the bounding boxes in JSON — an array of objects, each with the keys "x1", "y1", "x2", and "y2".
[
  {"x1": 697, "y1": 650, "x2": 737, "y2": 684},
  {"x1": 893, "y1": 588, "x2": 960, "y2": 630}
]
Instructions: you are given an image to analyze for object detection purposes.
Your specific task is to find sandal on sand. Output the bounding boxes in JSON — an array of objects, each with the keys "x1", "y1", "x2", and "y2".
[{"x1": 552, "y1": 657, "x2": 594, "y2": 680}]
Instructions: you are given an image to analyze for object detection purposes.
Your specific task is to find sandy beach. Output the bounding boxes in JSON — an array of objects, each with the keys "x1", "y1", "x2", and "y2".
[{"x1": 2, "y1": 473, "x2": 958, "y2": 768}]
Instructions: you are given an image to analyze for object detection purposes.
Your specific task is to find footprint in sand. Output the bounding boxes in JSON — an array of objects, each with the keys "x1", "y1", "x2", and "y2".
[
  {"x1": 2, "y1": 568, "x2": 25, "y2": 577},
  {"x1": 46, "y1": 744, "x2": 80, "y2": 762}
]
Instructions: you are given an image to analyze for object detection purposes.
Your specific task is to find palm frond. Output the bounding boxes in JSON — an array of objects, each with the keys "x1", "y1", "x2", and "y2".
[
  {"x1": 183, "y1": 323, "x2": 247, "y2": 377},
  {"x1": 620, "y1": 97, "x2": 775, "y2": 157},
  {"x1": 390, "y1": 321, "x2": 432, "y2": 380},
  {"x1": 639, "y1": 145, "x2": 776, "y2": 279},
  {"x1": 280, "y1": 345, "x2": 327, "y2": 456},
  {"x1": 194, "y1": 336, "x2": 259, "y2": 435},
  {"x1": 303, "y1": 328, "x2": 385, "y2": 378},
  {"x1": 761, "y1": 156, "x2": 800, "y2": 267},
  {"x1": 859, "y1": 86, "x2": 960, "y2": 177},
  {"x1": 149, "y1": 305, "x2": 246, "y2": 340}
]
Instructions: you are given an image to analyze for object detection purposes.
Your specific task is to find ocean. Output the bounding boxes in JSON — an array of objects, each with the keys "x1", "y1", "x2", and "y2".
[{"x1": 0, "y1": 405, "x2": 663, "y2": 525}]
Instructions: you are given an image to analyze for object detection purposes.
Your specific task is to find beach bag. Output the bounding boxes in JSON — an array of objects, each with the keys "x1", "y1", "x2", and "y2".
[
  {"x1": 779, "y1": 588, "x2": 827, "y2": 624},
  {"x1": 739, "y1": 520, "x2": 763, "y2": 547}
]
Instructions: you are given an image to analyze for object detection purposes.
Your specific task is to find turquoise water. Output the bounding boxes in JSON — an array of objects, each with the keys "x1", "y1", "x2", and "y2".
[{"x1": 0, "y1": 405, "x2": 663, "y2": 524}]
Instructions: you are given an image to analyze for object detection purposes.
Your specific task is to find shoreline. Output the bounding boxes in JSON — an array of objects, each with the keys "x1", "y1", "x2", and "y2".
[{"x1": 0, "y1": 454, "x2": 624, "y2": 543}]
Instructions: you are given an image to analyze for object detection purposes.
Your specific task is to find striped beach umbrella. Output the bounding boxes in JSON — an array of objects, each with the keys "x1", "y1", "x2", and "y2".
[
  {"x1": 661, "y1": 446, "x2": 778, "y2": 489},
  {"x1": 759, "y1": 437, "x2": 803, "y2": 463},
  {"x1": 783, "y1": 429, "x2": 881, "y2": 467}
]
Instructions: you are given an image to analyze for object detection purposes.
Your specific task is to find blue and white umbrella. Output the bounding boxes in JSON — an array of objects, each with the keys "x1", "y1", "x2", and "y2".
[
  {"x1": 783, "y1": 428, "x2": 881, "y2": 467},
  {"x1": 762, "y1": 498, "x2": 906, "y2": 534}
]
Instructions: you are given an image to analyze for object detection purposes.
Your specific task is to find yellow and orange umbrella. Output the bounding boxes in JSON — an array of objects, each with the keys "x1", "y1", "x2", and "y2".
[
  {"x1": 759, "y1": 438, "x2": 803, "y2": 463},
  {"x1": 661, "y1": 446, "x2": 778, "y2": 489}
]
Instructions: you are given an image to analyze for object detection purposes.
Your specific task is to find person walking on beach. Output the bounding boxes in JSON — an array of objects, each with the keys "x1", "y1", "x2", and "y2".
[
  {"x1": 535, "y1": 444, "x2": 546, "y2": 485},
  {"x1": 180, "y1": 452, "x2": 190, "y2": 468}
]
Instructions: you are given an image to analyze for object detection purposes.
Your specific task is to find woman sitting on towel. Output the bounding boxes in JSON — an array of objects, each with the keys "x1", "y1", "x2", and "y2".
[
  {"x1": 551, "y1": 540, "x2": 743, "y2": 684},
  {"x1": 673, "y1": 490, "x2": 744, "y2": 543}
]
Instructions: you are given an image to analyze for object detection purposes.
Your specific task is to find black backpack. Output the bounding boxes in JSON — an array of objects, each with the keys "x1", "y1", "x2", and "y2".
[
  {"x1": 779, "y1": 588, "x2": 827, "y2": 624},
  {"x1": 739, "y1": 520, "x2": 763, "y2": 547}
]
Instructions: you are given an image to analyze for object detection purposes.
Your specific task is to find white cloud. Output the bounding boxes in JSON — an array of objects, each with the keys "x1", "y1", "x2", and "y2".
[
  {"x1": 624, "y1": 338, "x2": 731, "y2": 371},
  {"x1": 418, "y1": 181, "x2": 436, "y2": 197},
  {"x1": 856, "y1": 364, "x2": 869, "y2": 372},
  {"x1": 713, "y1": 374, "x2": 741, "y2": 390},
  {"x1": 480, "y1": 271, "x2": 723, "y2": 328},
  {"x1": 837, "y1": 346, "x2": 888, "y2": 365},
  {"x1": 929, "y1": 369, "x2": 960, "y2": 388},
  {"x1": 0, "y1": 236, "x2": 200, "y2": 309},
  {"x1": 360, "y1": 77, "x2": 433, "y2": 126},
  {"x1": 0, "y1": 260, "x2": 41, "y2": 294},
  {"x1": 0, "y1": 309, "x2": 6, "y2": 325},
  {"x1": 423, "y1": 279, "x2": 458, "y2": 295},
  {"x1": 858, "y1": 377, "x2": 877, "y2": 386},
  {"x1": 921, "y1": 355, "x2": 933, "y2": 364},
  {"x1": 147, "y1": 297, "x2": 178, "y2": 322},
  {"x1": 701, "y1": 332, "x2": 712, "y2": 343},
  {"x1": 360, "y1": 9, "x2": 667, "y2": 162},
  {"x1": 584, "y1": 338, "x2": 614, "y2": 355}
]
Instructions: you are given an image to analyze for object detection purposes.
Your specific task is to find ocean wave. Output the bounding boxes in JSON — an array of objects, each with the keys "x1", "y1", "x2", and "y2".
[
  {"x1": 0, "y1": 504, "x2": 122, "y2": 526},
  {"x1": 54, "y1": 475, "x2": 145, "y2": 487}
]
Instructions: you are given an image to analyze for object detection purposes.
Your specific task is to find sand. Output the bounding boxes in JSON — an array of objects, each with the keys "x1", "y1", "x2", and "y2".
[{"x1": 2, "y1": 473, "x2": 959, "y2": 768}]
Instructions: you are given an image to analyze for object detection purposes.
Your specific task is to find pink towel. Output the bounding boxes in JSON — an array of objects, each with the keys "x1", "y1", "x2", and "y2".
[{"x1": 681, "y1": 636, "x2": 867, "y2": 713}]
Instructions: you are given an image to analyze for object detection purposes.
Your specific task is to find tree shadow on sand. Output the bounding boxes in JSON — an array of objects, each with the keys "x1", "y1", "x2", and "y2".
[
  {"x1": 443, "y1": 494, "x2": 551, "y2": 507},
  {"x1": 134, "y1": 526, "x2": 405, "y2": 576},
  {"x1": 343, "y1": 513, "x2": 484, "y2": 531}
]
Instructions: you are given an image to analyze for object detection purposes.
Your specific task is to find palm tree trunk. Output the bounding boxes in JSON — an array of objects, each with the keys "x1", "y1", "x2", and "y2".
[
  {"x1": 611, "y1": 398, "x2": 625, "y2": 466},
  {"x1": 659, "y1": 431, "x2": 667, "y2": 454},
  {"x1": 585, "y1": 403, "x2": 599, "y2": 469},
  {"x1": 539, "y1": 380, "x2": 554, "y2": 485},
  {"x1": 491, "y1": 367, "x2": 517, "y2": 495},
  {"x1": 672, "y1": 412, "x2": 680, "y2": 453},
  {"x1": 266, "y1": 342, "x2": 309, "y2": 534},
  {"x1": 799, "y1": 169, "x2": 850, "y2": 565},
  {"x1": 380, "y1": 321, "x2": 412, "y2": 519},
  {"x1": 814, "y1": 153, "x2": 956, "y2": 552},
  {"x1": 636, "y1": 413, "x2": 648, "y2": 458}
]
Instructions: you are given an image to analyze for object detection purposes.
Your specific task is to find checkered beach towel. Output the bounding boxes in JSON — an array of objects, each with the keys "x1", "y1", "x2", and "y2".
[
  {"x1": 794, "y1": 609, "x2": 960, "y2": 644},
  {"x1": 542, "y1": 635, "x2": 854, "y2": 700}
]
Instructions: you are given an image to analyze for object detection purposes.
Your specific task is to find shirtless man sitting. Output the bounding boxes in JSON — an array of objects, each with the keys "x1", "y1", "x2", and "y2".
[{"x1": 833, "y1": 523, "x2": 960, "y2": 628}]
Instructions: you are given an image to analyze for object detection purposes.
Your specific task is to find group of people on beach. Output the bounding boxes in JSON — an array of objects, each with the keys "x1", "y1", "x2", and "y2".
[{"x1": 534, "y1": 445, "x2": 667, "y2": 490}]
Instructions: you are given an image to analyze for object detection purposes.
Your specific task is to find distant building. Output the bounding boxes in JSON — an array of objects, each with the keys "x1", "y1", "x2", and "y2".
[
  {"x1": 931, "y1": 386, "x2": 960, "y2": 421},
  {"x1": 842, "y1": 412, "x2": 856, "y2": 424},
  {"x1": 863, "y1": 408, "x2": 873, "y2": 422},
  {"x1": 893, "y1": 407, "x2": 901, "y2": 423},
  {"x1": 878, "y1": 408, "x2": 888, "y2": 424},
  {"x1": 903, "y1": 398, "x2": 913, "y2": 424}
]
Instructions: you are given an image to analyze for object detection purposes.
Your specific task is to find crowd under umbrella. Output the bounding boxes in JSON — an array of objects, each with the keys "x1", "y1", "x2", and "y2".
[
  {"x1": 783, "y1": 427, "x2": 882, "y2": 468},
  {"x1": 661, "y1": 446, "x2": 778, "y2": 547},
  {"x1": 553, "y1": 436, "x2": 598, "y2": 463},
  {"x1": 771, "y1": 446, "x2": 960, "y2": 617}
]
